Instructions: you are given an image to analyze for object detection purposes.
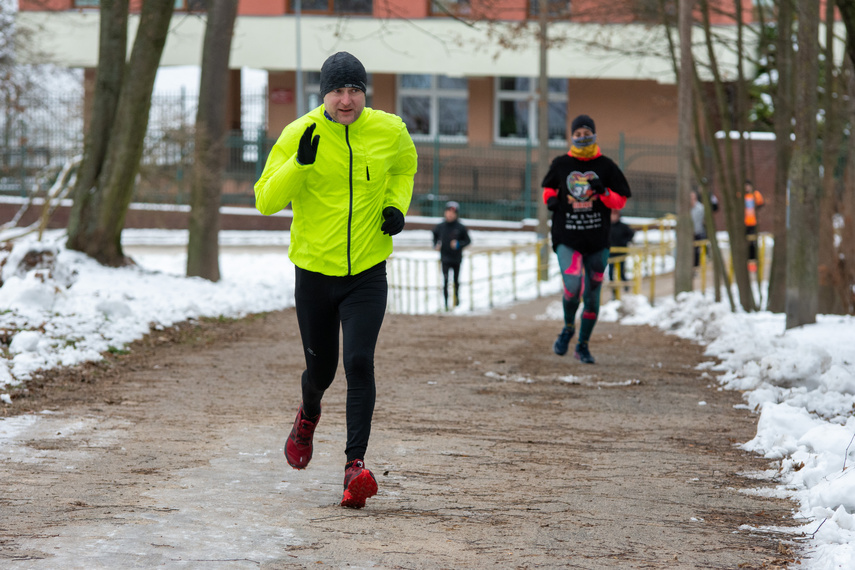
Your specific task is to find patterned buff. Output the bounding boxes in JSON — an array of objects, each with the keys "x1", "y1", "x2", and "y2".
[{"x1": 570, "y1": 136, "x2": 600, "y2": 159}]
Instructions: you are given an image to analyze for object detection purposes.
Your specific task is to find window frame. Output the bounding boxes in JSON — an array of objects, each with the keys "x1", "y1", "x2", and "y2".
[
  {"x1": 72, "y1": 0, "x2": 206, "y2": 10},
  {"x1": 290, "y1": 0, "x2": 373, "y2": 15},
  {"x1": 397, "y1": 74, "x2": 469, "y2": 142},
  {"x1": 493, "y1": 76, "x2": 568, "y2": 146},
  {"x1": 175, "y1": 0, "x2": 207, "y2": 12},
  {"x1": 526, "y1": 0, "x2": 571, "y2": 18},
  {"x1": 429, "y1": 0, "x2": 471, "y2": 17}
]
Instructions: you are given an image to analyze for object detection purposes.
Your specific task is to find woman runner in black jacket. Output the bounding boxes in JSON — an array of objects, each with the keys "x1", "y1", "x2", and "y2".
[{"x1": 541, "y1": 114, "x2": 632, "y2": 364}]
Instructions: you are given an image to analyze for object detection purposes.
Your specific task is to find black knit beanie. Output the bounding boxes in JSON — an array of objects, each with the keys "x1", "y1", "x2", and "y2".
[
  {"x1": 320, "y1": 52, "x2": 367, "y2": 97},
  {"x1": 571, "y1": 114, "x2": 596, "y2": 134}
]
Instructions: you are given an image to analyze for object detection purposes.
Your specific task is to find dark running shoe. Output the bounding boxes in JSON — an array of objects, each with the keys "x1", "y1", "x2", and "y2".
[
  {"x1": 340, "y1": 459, "x2": 378, "y2": 509},
  {"x1": 574, "y1": 342, "x2": 596, "y2": 364},
  {"x1": 553, "y1": 326, "x2": 574, "y2": 356},
  {"x1": 284, "y1": 404, "x2": 320, "y2": 470}
]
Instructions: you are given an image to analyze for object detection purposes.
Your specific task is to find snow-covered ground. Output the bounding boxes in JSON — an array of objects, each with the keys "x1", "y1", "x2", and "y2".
[{"x1": 0, "y1": 226, "x2": 853, "y2": 569}]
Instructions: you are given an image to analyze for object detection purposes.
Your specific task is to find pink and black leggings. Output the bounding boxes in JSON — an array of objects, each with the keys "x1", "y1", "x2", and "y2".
[{"x1": 555, "y1": 244, "x2": 609, "y2": 344}]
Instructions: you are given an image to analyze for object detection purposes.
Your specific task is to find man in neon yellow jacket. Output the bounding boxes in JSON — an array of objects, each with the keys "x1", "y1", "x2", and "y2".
[{"x1": 254, "y1": 52, "x2": 417, "y2": 509}]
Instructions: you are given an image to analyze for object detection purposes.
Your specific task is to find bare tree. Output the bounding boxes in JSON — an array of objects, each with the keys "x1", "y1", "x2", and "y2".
[
  {"x1": 837, "y1": 0, "x2": 855, "y2": 67},
  {"x1": 186, "y1": 0, "x2": 240, "y2": 282},
  {"x1": 674, "y1": 0, "x2": 695, "y2": 294},
  {"x1": 66, "y1": 0, "x2": 128, "y2": 255},
  {"x1": 842, "y1": 65, "x2": 855, "y2": 315},
  {"x1": 66, "y1": 0, "x2": 175, "y2": 267},
  {"x1": 818, "y1": 0, "x2": 846, "y2": 314},
  {"x1": 785, "y1": 0, "x2": 820, "y2": 329},
  {"x1": 696, "y1": 0, "x2": 756, "y2": 311},
  {"x1": 765, "y1": 0, "x2": 794, "y2": 313},
  {"x1": 535, "y1": 0, "x2": 551, "y2": 280}
]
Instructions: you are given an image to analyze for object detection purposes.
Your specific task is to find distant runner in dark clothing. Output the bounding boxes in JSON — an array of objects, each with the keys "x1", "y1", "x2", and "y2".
[
  {"x1": 432, "y1": 201, "x2": 471, "y2": 310},
  {"x1": 608, "y1": 210, "x2": 635, "y2": 287},
  {"x1": 541, "y1": 114, "x2": 632, "y2": 365}
]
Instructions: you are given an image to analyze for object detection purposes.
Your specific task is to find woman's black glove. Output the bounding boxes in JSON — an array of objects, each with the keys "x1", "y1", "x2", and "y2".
[
  {"x1": 546, "y1": 196, "x2": 558, "y2": 211},
  {"x1": 589, "y1": 177, "x2": 606, "y2": 194},
  {"x1": 296, "y1": 123, "x2": 320, "y2": 165},
  {"x1": 381, "y1": 207, "x2": 405, "y2": 236}
]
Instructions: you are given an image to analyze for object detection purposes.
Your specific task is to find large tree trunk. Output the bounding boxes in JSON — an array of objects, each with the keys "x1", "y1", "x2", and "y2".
[
  {"x1": 839, "y1": 62, "x2": 855, "y2": 316},
  {"x1": 674, "y1": 0, "x2": 695, "y2": 295},
  {"x1": 66, "y1": 0, "x2": 128, "y2": 251},
  {"x1": 766, "y1": 0, "x2": 794, "y2": 313},
  {"x1": 785, "y1": 0, "x2": 820, "y2": 329},
  {"x1": 66, "y1": 0, "x2": 175, "y2": 267},
  {"x1": 818, "y1": 1, "x2": 844, "y2": 314},
  {"x1": 186, "y1": 0, "x2": 240, "y2": 281}
]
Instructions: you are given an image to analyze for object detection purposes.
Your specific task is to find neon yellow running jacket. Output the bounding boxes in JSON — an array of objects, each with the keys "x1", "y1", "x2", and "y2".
[{"x1": 254, "y1": 105, "x2": 418, "y2": 276}]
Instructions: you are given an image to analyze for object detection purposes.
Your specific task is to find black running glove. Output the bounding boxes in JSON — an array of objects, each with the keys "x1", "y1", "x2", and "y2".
[
  {"x1": 381, "y1": 207, "x2": 405, "y2": 236},
  {"x1": 589, "y1": 177, "x2": 606, "y2": 195},
  {"x1": 296, "y1": 123, "x2": 320, "y2": 165},
  {"x1": 546, "y1": 196, "x2": 558, "y2": 211}
]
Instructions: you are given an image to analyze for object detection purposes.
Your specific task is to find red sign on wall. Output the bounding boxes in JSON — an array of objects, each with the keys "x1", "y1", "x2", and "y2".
[{"x1": 270, "y1": 88, "x2": 294, "y2": 105}]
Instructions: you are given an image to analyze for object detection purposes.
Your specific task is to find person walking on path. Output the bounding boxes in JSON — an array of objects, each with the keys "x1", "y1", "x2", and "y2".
[
  {"x1": 690, "y1": 189, "x2": 718, "y2": 269},
  {"x1": 607, "y1": 209, "x2": 635, "y2": 295},
  {"x1": 254, "y1": 51, "x2": 418, "y2": 508},
  {"x1": 542, "y1": 114, "x2": 632, "y2": 364},
  {"x1": 432, "y1": 201, "x2": 471, "y2": 310},
  {"x1": 743, "y1": 180, "x2": 764, "y2": 273}
]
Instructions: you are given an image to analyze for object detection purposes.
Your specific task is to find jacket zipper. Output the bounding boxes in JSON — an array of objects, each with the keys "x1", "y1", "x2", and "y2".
[{"x1": 345, "y1": 125, "x2": 353, "y2": 276}]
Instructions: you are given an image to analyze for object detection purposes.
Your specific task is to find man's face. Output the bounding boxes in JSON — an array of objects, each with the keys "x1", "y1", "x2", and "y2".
[
  {"x1": 444, "y1": 208, "x2": 458, "y2": 221},
  {"x1": 323, "y1": 88, "x2": 366, "y2": 125}
]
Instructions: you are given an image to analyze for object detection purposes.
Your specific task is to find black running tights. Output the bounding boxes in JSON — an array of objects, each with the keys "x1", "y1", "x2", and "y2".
[
  {"x1": 294, "y1": 262, "x2": 387, "y2": 463},
  {"x1": 441, "y1": 261, "x2": 461, "y2": 306}
]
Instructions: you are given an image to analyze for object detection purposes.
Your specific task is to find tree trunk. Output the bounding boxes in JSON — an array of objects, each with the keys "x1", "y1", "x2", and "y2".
[
  {"x1": 841, "y1": 63, "x2": 855, "y2": 315},
  {"x1": 186, "y1": 0, "x2": 240, "y2": 281},
  {"x1": 818, "y1": 0, "x2": 844, "y2": 314},
  {"x1": 785, "y1": 0, "x2": 820, "y2": 329},
  {"x1": 674, "y1": 0, "x2": 695, "y2": 295},
  {"x1": 837, "y1": 0, "x2": 855, "y2": 69},
  {"x1": 66, "y1": 0, "x2": 128, "y2": 252},
  {"x1": 535, "y1": 0, "x2": 550, "y2": 281},
  {"x1": 698, "y1": 0, "x2": 754, "y2": 311},
  {"x1": 66, "y1": 0, "x2": 175, "y2": 266},
  {"x1": 766, "y1": 0, "x2": 794, "y2": 313}
]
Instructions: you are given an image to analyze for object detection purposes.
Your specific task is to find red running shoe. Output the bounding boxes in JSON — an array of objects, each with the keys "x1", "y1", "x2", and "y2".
[
  {"x1": 284, "y1": 404, "x2": 320, "y2": 470},
  {"x1": 340, "y1": 459, "x2": 378, "y2": 509}
]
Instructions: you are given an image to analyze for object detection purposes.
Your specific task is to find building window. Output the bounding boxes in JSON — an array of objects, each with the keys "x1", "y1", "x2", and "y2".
[
  {"x1": 430, "y1": 0, "x2": 471, "y2": 16},
  {"x1": 73, "y1": 0, "x2": 205, "y2": 9},
  {"x1": 495, "y1": 76, "x2": 567, "y2": 144},
  {"x1": 302, "y1": 71, "x2": 373, "y2": 114},
  {"x1": 398, "y1": 74, "x2": 468, "y2": 140},
  {"x1": 175, "y1": 0, "x2": 207, "y2": 11},
  {"x1": 527, "y1": 0, "x2": 571, "y2": 17},
  {"x1": 296, "y1": 0, "x2": 373, "y2": 14}
]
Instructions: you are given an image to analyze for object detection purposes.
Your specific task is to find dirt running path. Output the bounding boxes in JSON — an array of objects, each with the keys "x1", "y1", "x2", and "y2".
[{"x1": 1, "y1": 295, "x2": 799, "y2": 569}]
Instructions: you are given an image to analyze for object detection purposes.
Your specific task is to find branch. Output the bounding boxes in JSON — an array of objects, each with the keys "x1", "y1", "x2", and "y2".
[{"x1": 843, "y1": 432, "x2": 855, "y2": 471}]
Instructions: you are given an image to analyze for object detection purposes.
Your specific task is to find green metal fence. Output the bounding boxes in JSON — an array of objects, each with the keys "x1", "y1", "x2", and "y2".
[{"x1": 1, "y1": 91, "x2": 680, "y2": 221}]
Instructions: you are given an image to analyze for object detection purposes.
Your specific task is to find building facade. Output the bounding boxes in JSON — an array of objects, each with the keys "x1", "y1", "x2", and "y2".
[{"x1": 16, "y1": 0, "x2": 760, "y2": 219}]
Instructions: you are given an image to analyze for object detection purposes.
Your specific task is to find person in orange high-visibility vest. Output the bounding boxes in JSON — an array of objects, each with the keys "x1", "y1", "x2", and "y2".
[{"x1": 743, "y1": 180, "x2": 764, "y2": 271}]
